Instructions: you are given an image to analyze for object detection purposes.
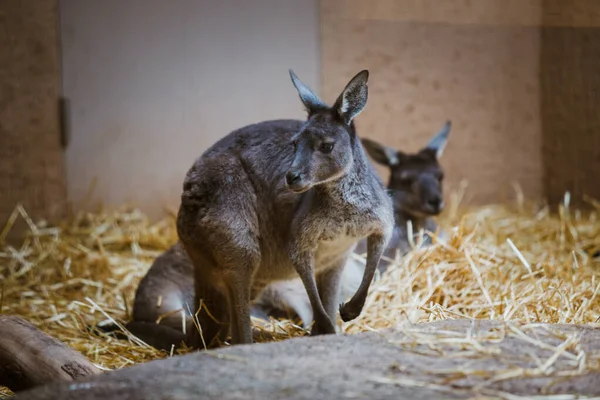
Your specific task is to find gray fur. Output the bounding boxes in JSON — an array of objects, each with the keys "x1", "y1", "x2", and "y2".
[
  {"x1": 361, "y1": 138, "x2": 399, "y2": 166},
  {"x1": 332, "y1": 70, "x2": 369, "y2": 124},
  {"x1": 293, "y1": 121, "x2": 453, "y2": 323},
  {"x1": 389, "y1": 121, "x2": 450, "y2": 220},
  {"x1": 425, "y1": 120, "x2": 451, "y2": 158},
  {"x1": 122, "y1": 243, "x2": 302, "y2": 351},
  {"x1": 121, "y1": 120, "x2": 450, "y2": 350},
  {"x1": 176, "y1": 69, "x2": 393, "y2": 347},
  {"x1": 362, "y1": 120, "x2": 451, "y2": 254},
  {"x1": 129, "y1": 243, "x2": 194, "y2": 336},
  {"x1": 289, "y1": 70, "x2": 328, "y2": 114}
]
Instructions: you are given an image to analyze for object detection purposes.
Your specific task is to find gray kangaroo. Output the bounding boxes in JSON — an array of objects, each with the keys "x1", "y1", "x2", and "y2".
[
  {"x1": 116, "y1": 121, "x2": 450, "y2": 351},
  {"x1": 358, "y1": 120, "x2": 450, "y2": 262},
  {"x1": 175, "y1": 69, "x2": 393, "y2": 348},
  {"x1": 261, "y1": 121, "x2": 452, "y2": 324}
]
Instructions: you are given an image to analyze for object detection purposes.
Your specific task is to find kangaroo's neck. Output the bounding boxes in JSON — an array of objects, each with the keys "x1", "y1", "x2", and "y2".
[{"x1": 316, "y1": 144, "x2": 380, "y2": 207}]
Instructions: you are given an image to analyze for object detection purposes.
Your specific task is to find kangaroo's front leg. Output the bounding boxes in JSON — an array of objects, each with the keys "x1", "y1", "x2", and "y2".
[
  {"x1": 339, "y1": 233, "x2": 388, "y2": 322},
  {"x1": 292, "y1": 251, "x2": 336, "y2": 335}
]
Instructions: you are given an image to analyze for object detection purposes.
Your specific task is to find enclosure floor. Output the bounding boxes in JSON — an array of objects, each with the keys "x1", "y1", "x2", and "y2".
[{"x1": 1, "y1": 199, "x2": 599, "y2": 397}]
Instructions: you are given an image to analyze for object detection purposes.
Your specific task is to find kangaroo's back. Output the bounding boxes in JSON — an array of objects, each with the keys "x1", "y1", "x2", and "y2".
[
  {"x1": 131, "y1": 243, "x2": 194, "y2": 327},
  {"x1": 179, "y1": 119, "x2": 304, "y2": 239}
]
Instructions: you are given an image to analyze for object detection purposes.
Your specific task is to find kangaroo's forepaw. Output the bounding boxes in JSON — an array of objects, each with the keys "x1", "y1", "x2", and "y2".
[{"x1": 339, "y1": 302, "x2": 362, "y2": 322}]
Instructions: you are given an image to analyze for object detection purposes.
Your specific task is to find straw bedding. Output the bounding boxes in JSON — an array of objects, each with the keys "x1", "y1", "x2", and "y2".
[{"x1": 1, "y1": 190, "x2": 599, "y2": 397}]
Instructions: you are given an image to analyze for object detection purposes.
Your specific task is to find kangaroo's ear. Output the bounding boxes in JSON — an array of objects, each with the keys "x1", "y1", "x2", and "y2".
[
  {"x1": 422, "y1": 120, "x2": 451, "y2": 159},
  {"x1": 361, "y1": 138, "x2": 400, "y2": 167},
  {"x1": 333, "y1": 70, "x2": 369, "y2": 125},
  {"x1": 289, "y1": 69, "x2": 328, "y2": 115}
]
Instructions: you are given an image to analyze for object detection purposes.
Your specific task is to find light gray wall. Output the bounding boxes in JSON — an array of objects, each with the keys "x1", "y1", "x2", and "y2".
[{"x1": 60, "y1": 0, "x2": 320, "y2": 219}]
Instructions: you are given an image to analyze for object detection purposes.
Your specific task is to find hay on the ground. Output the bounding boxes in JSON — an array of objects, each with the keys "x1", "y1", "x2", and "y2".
[{"x1": 0, "y1": 190, "x2": 599, "y2": 395}]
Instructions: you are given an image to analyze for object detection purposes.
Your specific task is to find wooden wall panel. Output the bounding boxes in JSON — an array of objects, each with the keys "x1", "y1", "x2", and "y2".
[
  {"x1": 321, "y1": 0, "x2": 543, "y2": 205},
  {"x1": 540, "y1": 0, "x2": 600, "y2": 207},
  {"x1": 338, "y1": 0, "x2": 543, "y2": 26},
  {"x1": 0, "y1": 0, "x2": 66, "y2": 232},
  {"x1": 337, "y1": 0, "x2": 600, "y2": 27}
]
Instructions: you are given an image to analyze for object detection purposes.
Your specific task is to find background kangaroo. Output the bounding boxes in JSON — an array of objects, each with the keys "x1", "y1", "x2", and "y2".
[
  {"x1": 358, "y1": 120, "x2": 450, "y2": 262},
  {"x1": 175, "y1": 69, "x2": 393, "y2": 347},
  {"x1": 119, "y1": 122, "x2": 450, "y2": 351}
]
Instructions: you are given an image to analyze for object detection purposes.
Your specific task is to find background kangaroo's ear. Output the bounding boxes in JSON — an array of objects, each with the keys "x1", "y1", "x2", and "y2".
[
  {"x1": 333, "y1": 70, "x2": 369, "y2": 125},
  {"x1": 289, "y1": 69, "x2": 328, "y2": 115},
  {"x1": 422, "y1": 120, "x2": 451, "y2": 159},
  {"x1": 361, "y1": 138, "x2": 400, "y2": 167}
]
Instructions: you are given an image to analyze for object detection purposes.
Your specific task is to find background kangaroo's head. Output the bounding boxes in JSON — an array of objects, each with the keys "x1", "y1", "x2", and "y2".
[
  {"x1": 361, "y1": 121, "x2": 451, "y2": 218},
  {"x1": 284, "y1": 69, "x2": 369, "y2": 193}
]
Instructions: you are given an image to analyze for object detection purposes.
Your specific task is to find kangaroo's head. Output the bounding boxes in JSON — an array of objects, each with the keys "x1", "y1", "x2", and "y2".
[
  {"x1": 284, "y1": 69, "x2": 369, "y2": 193},
  {"x1": 361, "y1": 121, "x2": 451, "y2": 218}
]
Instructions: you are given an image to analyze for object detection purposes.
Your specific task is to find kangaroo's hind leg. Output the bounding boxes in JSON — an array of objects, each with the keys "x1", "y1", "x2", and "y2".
[
  {"x1": 222, "y1": 260, "x2": 258, "y2": 345},
  {"x1": 177, "y1": 157, "x2": 261, "y2": 347},
  {"x1": 187, "y1": 257, "x2": 231, "y2": 349}
]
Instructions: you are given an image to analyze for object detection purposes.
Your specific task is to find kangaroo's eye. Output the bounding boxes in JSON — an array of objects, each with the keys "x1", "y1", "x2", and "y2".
[
  {"x1": 438, "y1": 172, "x2": 445, "y2": 182},
  {"x1": 320, "y1": 142, "x2": 334, "y2": 153},
  {"x1": 400, "y1": 172, "x2": 414, "y2": 185}
]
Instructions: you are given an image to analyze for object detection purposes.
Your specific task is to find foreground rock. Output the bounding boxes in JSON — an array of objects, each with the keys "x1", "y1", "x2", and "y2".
[{"x1": 15, "y1": 320, "x2": 600, "y2": 400}]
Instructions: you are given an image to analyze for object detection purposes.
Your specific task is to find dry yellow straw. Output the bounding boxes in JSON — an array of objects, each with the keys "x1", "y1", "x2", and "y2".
[{"x1": 0, "y1": 189, "x2": 599, "y2": 384}]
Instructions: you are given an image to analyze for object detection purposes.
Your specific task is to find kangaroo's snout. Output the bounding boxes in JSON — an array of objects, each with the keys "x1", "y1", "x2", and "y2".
[
  {"x1": 285, "y1": 169, "x2": 311, "y2": 193},
  {"x1": 424, "y1": 196, "x2": 444, "y2": 215},
  {"x1": 285, "y1": 171, "x2": 302, "y2": 186},
  {"x1": 416, "y1": 174, "x2": 444, "y2": 216}
]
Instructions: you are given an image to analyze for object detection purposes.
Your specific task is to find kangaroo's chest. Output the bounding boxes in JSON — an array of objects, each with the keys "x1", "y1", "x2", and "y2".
[
  {"x1": 314, "y1": 232, "x2": 360, "y2": 269},
  {"x1": 313, "y1": 212, "x2": 381, "y2": 269}
]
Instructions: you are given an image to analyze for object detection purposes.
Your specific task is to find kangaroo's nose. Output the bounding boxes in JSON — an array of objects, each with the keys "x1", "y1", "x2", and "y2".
[
  {"x1": 427, "y1": 198, "x2": 443, "y2": 213},
  {"x1": 285, "y1": 171, "x2": 302, "y2": 186}
]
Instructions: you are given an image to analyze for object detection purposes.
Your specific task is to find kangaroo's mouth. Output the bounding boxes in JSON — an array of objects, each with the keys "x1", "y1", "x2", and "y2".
[
  {"x1": 417, "y1": 208, "x2": 443, "y2": 217},
  {"x1": 401, "y1": 206, "x2": 439, "y2": 219},
  {"x1": 287, "y1": 184, "x2": 311, "y2": 194},
  {"x1": 285, "y1": 177, "x2": 312, "y2": 193},
  {"x1": 423, "y1": 202, "x2": 444, "y2": 216}
]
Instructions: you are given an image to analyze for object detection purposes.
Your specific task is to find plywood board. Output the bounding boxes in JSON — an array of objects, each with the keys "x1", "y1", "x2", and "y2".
[
  {"x1": 540, "y1": 0, "x2": 600, "y2": 207},
  {"x1": 321, "y1": 0, "x2": 543, "y2": 205},
  {"x1": 0, "y1": 0, "x2": 66, "y2": 232}
]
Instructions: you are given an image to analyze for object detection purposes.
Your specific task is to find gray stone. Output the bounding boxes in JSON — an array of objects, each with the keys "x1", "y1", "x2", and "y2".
[{"x1": 15, "y1": 320, "x2": 600, "y2": 400}]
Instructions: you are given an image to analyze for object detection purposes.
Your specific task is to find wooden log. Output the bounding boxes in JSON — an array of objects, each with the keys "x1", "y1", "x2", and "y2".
[{"x1": 0, "y1": 315, "x2": 101, "y2": 392}]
